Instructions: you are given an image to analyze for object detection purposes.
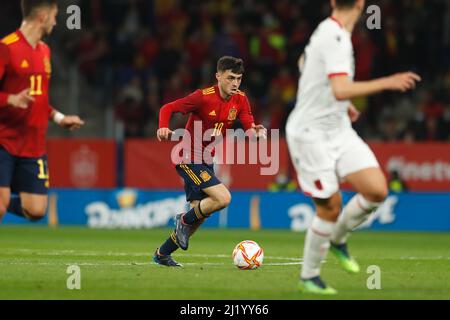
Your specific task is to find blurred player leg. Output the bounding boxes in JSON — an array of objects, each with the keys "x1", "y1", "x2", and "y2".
[
  {"x1": 330, "y1": 168, "x2": 388, "y2": 273},
  {"x1": 4, "y1": 155, "x2": 49, "y2": 221},
  {"x1": 6, "y1": 195, "x2": 24, "y2": 218},
  {"x1": 331, "y1": 170, "x2": 387, "y2": 244},
  {"x1": 286, "y1": 133, "x2": 339, "y2": 293},
  {"x1": 299, "y1": 193, "x2": 341, "y2": 295},
  {"x1": 0, "y1": 148, "x2": 15, "y2": 219},
  {"x1": 6, "y1": 194, "x2": 48, "y2": 221},
  {"x1": 0, "y1": 188, "x2": 10, "y2": 221},
  {"x1": 19, "y1": 193, "x2": 48, "y2": 221}
]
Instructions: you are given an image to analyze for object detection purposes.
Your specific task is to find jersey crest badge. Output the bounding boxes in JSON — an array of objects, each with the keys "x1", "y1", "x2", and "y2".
[
  {"x1": 200, "y1": 171, "x2": 212, "y2": 183},
  {"x1": 228, "y1": 108, "x2": 237, "y2": 121}
]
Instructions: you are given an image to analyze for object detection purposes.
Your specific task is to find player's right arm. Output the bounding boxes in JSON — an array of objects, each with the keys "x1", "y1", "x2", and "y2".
[
  {"x1": 0, "y1": 43, "x2": 34, "y2": 109},
  {"x1": 330, "y1": 72, "x2": 421, "y2": 101},
  {"x1": 321, "y1": 28, "x2": 421, "y2": 101},
  {"x1": 157, "y1": 90, "x2": 203, "y2": 141}
]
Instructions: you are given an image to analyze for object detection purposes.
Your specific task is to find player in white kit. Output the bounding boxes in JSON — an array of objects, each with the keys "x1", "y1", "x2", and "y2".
[{"x1": 286, "y1": 0, "x2": 421, "y2": 295}]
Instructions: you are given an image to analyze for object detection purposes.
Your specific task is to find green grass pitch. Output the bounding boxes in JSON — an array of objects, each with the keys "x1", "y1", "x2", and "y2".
[{"x1": 0, "y1": 226, "x2": 449, "y2": 300}]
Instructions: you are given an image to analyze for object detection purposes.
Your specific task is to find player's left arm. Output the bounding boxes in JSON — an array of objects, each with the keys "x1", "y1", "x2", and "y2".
[
  {"x1": 49, "y1": 108, "x2": 85, "y2": 131},
  {"x1": 239, "y1": 94, "x2": 267, "y2": 139}
]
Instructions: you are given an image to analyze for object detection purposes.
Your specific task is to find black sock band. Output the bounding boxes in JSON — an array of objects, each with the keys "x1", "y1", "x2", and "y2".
[
  {"x1": 159, "y1": 232, "x2": 180, "y2": 256},
  {"x1": 7, "y1": 197, "x2": 26, "y2": 219},
  {"x1": 196, "y1": 200, "x2": 208, "y2": 218},
  {"x1": 183, "y1": 206, "x2": 201, "y2": 225}
]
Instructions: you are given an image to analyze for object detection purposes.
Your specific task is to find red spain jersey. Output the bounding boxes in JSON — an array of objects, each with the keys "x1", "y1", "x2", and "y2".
[
  {"x1": 159, "y1": 85, "x2": 255, "y2": 163},
  {"x1": 0, "y1": 30, "x2": 54, "y2": 157}
]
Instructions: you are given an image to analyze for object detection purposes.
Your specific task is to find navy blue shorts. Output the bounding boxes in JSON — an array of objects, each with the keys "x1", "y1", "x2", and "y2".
[
  {"x1": 0, "y1": 147, "x2": 49, "y2": 195},
  {"x1": 175, "y1": 163, "x2": 222, "y2": 202}
]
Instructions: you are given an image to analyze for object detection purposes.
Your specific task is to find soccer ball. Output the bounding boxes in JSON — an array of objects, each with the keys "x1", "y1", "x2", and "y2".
[{"x1": 232, "y1": 240, "x2": 264, "y2": 270}]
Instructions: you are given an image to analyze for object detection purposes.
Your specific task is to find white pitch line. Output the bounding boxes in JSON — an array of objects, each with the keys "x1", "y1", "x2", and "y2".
[
  {"x1": 182, "y1": 262, "x2": 303, "y2": 266},
  {"x1": 0, "y1": 250, "x2": 303, "y2": 267},
  {"x1": 0, "y1": 249, "x2": 303, "y2": 261},
  {"x1": 3, "y1": 249, "x2": 449, "y2": 261},
  {"x1": 399, "y1": 256, "x2": 450, "y2": 260},
  {"x1": 0, "y1": 261, "x2": 302, "y2": 267},
  {"x1": 184, "y1": 253, "x2": 302, "y2": 261}
]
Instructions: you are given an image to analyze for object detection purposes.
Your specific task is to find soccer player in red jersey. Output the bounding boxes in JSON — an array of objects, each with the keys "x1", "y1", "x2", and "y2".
[
  {"x1": 0, "y1": 0, "x2": 84, "y2": 223},
  {"x1": 153, "y1": 56, "x2": 266, "y2": 267}
]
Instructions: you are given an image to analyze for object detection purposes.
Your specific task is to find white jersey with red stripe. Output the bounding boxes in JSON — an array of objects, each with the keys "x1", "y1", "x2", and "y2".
[{"x1": 286, "y1": 17, "x2": 355, "y2": 137}]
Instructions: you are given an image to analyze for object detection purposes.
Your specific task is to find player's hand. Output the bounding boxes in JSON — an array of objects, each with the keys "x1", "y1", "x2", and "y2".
[
  {"x1": 384, "y1": 72, "x2": 421, "y2": 92},
  {"x1": 157, "y1": 128, "x2": 174, "y2": 141},
  {"x1": 252, "y1": 124, "x2": 267, "y2": 139},
  {"x1": 7, "y1": 88, "x2": 35, "y2": 109},
  {"x1": 348, "y1": 104, "x2": 361, "y2": 123},
  {"x1": 60, "y1": 115, "x2": 85, "y2": 131}
]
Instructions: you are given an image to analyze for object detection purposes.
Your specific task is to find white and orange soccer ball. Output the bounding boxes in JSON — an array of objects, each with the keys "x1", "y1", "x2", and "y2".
[{"x1": 232, "y1": 240, "x2": 264, "y2": 270}]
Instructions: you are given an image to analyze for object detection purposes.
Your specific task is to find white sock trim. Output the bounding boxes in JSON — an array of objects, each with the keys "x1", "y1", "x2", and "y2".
[
  {"x1": 330, "y1": 194, "x2": 381, "y2": 245},
  {"x1": 310, "y1": 216, "x2": 335, "y2": 237},
  {"x1": 356, "y1": 194, "x2": 382, "y2": 213},
  {"x1": 301, "y1": 217, "x2": 335, "y2": 279}
]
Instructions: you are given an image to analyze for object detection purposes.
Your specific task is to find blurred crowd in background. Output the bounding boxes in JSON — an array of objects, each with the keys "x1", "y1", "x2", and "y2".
[{"x1": 2, "y1": 0, "x2": 450, "y2": 141}]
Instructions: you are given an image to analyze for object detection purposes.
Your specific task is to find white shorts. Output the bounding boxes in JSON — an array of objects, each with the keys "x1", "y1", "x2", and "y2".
[{"x1": 287, "y1": 127, "x2": 379, "y2": 199}]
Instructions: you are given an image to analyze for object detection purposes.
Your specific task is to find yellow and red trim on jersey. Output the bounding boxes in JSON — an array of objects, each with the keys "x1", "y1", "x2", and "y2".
[
  {"x1": 202, "y1": 87, "x2": 216, "y2": 95},
  {"x1": 328, "y1": 72, "x2": 348, "y2": 78},
  {"x1": 1, "y1": 33, "x2": 19, "y2": 45}
]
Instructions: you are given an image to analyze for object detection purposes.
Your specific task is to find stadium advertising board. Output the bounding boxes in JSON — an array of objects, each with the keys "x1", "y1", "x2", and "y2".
[
  {"x1": 125, "y1": 140, "x2": 450, "y2": 191},
  {"x1": 4, "y1": 190, "x2": 450, "y2": 231},
  {"x1": 47, "y1": 139, "x2": 117, "y2": 188}
]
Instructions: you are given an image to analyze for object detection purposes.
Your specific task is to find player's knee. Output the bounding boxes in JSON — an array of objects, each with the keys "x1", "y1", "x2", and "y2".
[
  {"x1": 363, "y1": 186, "x2": 388, "y2": 203},
  {"x1": 0, "y1": 203, "x2": 7, "y2": 218},
  {"x1": 23, "y1": 206, "x2": 47, "y2": 222},
  {"x1": 315, "y1": 198, "x2": 342, "y2": 221},
  {"x1": 215, "y1": 192, "x2": 231, "y2": 210},
  {"x1": 326, "y1": 206, "x2": 341, "y2": 221},
  {"x1": 25, "y1": 211, "x2": 46, "y2": 222}
]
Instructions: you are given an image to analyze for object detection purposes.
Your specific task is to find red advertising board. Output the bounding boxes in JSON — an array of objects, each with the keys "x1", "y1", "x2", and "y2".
[
  {"x1": 369, "y1": 143, "x2": 450, "y2": 191},
  {"x1": 47, "y1": 139, "x2": 117, "y2": 188},
  {"x1": 125, "y1": 139, "x2": 450, "y2": 191},
  {"x1": 124, "y1": 139, "x2": 182, "y2": 188},
  {"x1": 124, "y1": 138, "x2": 291, "y2": 190}
]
